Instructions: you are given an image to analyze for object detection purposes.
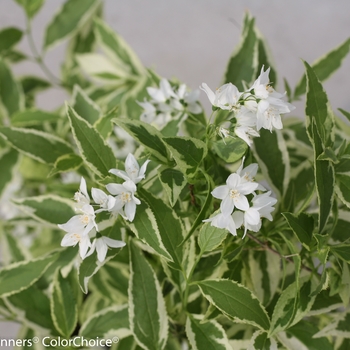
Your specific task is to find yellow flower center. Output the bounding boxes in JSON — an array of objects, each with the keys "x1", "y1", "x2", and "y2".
[
  {"x1": 121, "y1": 192, "x2": 131, "y2": 203},
  {"x1": 80, "y1": 214, "x2": 90, "y2": 225},
  {"x1": 230, "y1": 189, "x2": 240, "y2": 199}
]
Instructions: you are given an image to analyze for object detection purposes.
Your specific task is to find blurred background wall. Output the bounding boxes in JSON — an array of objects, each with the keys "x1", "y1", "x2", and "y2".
[{"x1": 0, "y1": 0, "x2": 350, "y2": 340}]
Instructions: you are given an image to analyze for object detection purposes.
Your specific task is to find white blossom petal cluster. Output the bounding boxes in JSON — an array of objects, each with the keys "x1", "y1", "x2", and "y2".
[
  {"x1": 57, "y1": 153, "x2": 149, "y2": 261},
  {"x1": 201, "y1": 66, "x2": 295, "y2": 146},
  {"x1": 204, "y1": 159, "x2": 277, "y2": 238},
  {"x1": 138, "y1": 78, "x2": 202, "y2": 128}
]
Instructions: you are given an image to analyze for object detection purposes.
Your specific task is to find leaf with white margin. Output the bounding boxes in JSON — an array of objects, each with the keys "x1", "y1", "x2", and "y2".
[
  {"x1": 0, "y1": 254, "x2": 57, "y2": 298},
  {"x1": 247, "y1": 331, "x2": 278, "y2": 350},
  {"x1": 13, "y1": 194, "x2": 75, "y2": 227},
  {"x1": 72, "y1": 85, "x2": 101, "y2": 125},
  {"x1": 0, "y1": 126, "x2": 73, "y2": 164},
  {"x1": 79, "y1": 304, "x2": 131, "y2": 340},
  {"x1": 67, "y1": 104, "x2": 116, "y2": 178},
  {"x1": 186, "y1": 314, "x2": 232, "y2": 350},
  {"x1": 197, "y1": 279, "x2": 270, "y2": 331},
  {"x1": 129, "y1": 240, "x2": 168, "y2": 350}
]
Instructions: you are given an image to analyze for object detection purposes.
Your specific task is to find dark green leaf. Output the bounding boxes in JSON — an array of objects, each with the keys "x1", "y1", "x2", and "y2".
[
  {"x1": 212, "y1": 137, "x2": 247, "y2": 164},
  {"x1": 14, "y1": 0, "x2": 45, "y2": 18},
  {"x1": 0, "y1": 27, "x2": 22, "y2": 53},
  {"x1": 0, "y1": 148, "x2": 19, "y2": 196},
  {"x1": 11, "y1": 109, "x2": 61, "y2": 126}
]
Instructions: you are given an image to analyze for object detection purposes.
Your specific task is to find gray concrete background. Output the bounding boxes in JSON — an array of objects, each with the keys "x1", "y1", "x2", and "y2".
[{"x1": 1, "y1": 0, "x2": 350, "y2": 342}]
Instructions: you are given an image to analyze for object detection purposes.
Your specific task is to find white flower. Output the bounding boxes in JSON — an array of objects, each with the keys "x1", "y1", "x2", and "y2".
[
  {"x1": 88, "y1": 236, "x2": 126, "y2": 262},
  {"x1": 91, "y1": 188, "x2": 115, "y2": 213},
  {"x1": 147, "y1": 78, "x2": 177, "y2": 103},
  {"x1": 58, "y1": 204, "x2": 98, "y2": 237},
  {"x1": 211, "y1": 173, "x2": 259, "y2": 215},
  {"x1": 109, "y1": 153, "x2": 150, "y2": 185},
  {"x1": 73, "y1": 177, "x2": 90, "y2": 211},
  {"x1": 200, "y1": 82, "x2": 241, "y2": 110},
  {"x1": 204, "y1": 211, "x2": 243, "y2": 236},
  {"x1": 236, "y1": 158, "x2": 265, "y2": 191},
  {"x1": 246, "y1": 66, "x2": 295, "y2": 132},
  {"x1": 61, "y1": 229, "x2": 92, "y2": 259},
  {"x1": 175, "y1": 84, "x2": 202, "y2": 114},
  {"x1": 234, "y1": 107, "x2": 260, "y2": 145},
  {"x1": 106, "y1": 180, "x2": 141, "y2": 221}
]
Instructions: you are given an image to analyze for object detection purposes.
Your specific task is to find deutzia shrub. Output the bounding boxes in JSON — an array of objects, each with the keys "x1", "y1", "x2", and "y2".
[{"x1": 1, "y1": 2, "x2": 350, "y2": 349}]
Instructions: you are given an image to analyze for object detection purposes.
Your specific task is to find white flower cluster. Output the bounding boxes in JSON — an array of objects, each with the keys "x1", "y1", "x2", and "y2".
[
  {"x1": 138, "y1": 78, "x2": 202, "y2": 128},
  {"x1": 204, "y1": 159, "x2": 277, "y2": 238},
  {"x1": 58, "y1": 153, "x2": 149, "y2": 262},
  {"x1": 201, "y1": 66, "x2": 295, "y2": 145}
]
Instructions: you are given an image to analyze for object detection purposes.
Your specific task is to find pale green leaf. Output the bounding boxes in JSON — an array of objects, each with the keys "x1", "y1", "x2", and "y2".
[
  {"x1": 94, "y1": 106, "x2": 118, "y2": 139},
  {"x1": 186, "y1": 314, "x2": 232, "y2": 350},
  {"x1": 0, "y1": 254, "x2": 57, "y2": 297},
  {"x1": 72, "y1": 84, "x2": 101, "y2": 125},
  {"x1": 94, "y1": 18, "x2": 145, "y2": 76},
  {"x1": 67, "y1": 104, "x2": 116, "y2": 177},
  {"x1": 212, "y1": 138, "x2": 247, "y2": 164},
  {"x1": 11, "y1": 109, "x2": 61, "y2": 126},
  {"x1": 198, "y1": 222, "x2": 227, "y2": 254},
  {"x1": 14, "y1": 0, "x2": 45, "y2": 18},
  {"x1": 0, "y1": 126, "x2": 73, "y2": 164},
  {"x1": 129, "y1": 240, "x2": 168, "y2": 350},
  {"x1": 197, "y1": 279, "x2": 270, "y2": 331},
  {"x1": 50, "y1": 270, "x2": 78, "y2": 337},
  {"x1": 335, "y1": 174, "x2": 350, "y2": 209},
  {"x1": 44, "y1": 0, "x2": 101, "y2": 50}
]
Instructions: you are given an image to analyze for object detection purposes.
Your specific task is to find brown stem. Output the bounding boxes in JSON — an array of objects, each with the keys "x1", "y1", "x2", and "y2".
[{"x1": 247, "y1": 233, "x2": 313, "y2": 273}]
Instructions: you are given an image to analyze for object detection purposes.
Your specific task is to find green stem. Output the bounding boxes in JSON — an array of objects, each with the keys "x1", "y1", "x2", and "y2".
[{"x1": 25, "y1": 18, "x2": 63, "y2": 87}]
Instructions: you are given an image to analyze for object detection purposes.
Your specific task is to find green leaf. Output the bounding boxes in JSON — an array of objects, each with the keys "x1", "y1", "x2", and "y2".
[
  {"x1": 138, "y1": 188, "x2": 184, "y2": 270},
  {"x1": 50, "y1": 270, "x2": 78, "y2": 338},
  {"x1": 11, "y1": 109, "x2": 61, "y2": 126},
  {"x1": 13, "y1": 195, "x2": 75, "y2": 227},
  {"x1": 0, "y1": 126, "x2": 73, "y2": 164},
  {"x1": 94, "y1": 18, "x2": 144, "y2": 76},
  {"x1": 67, "y1": 105, "x2": 116, "y2": 178},
  {"x1": 44, "y1": 0, "x2": 101, "y2": 50},
  {"x1": 282, "y1": 212, "x2": 314, "y2": 250},
  {"x1": 0, "y1": 148, "x2": 19, "y2": 196},
  {"x1": 129, "y1": 240, "x2": 168, "y2": 350},
  {"x1": 313, "y1": 311, "x2": 350, "y2": 339},
  {"x1": 335, "y1": 174, "x2": 350, "y2": 209},
  {"x1": 0, "y1": 59, "x2": 24, "y2": 116},
  {"x1": 338, "y1": 108, "x2": 350, "y2": 124},
  {"x1": 2, "y1": 49, "x2": 27, "y2": 63},
  {"x1": 311, "y1": 121, "x2": 335, "y2": 233},
  {"x1": 0, "y1": 254, "x2": 57, "y2": 297},
  {"x1": 1, "y1": 231, "x2": 27, "y2": 263},
  {"x1": 212, "y1": 137, "x2": 248, "y2": 164},
  {"x1": 20, "y1": 76, "x2": 50, "y2": 95},
  {"x1": 330, "y1": 244, "x2": 350, "y2": 264},
  {"x1": 6, "y1": 285, "x2": 55, "y2": 332},
  {"x1": 0, "y1": 27, "x2": 22, "y2": 53},
  {"x1": 295, "y1": 38, "x2": 350, "y2": 98},
  {"x1": 94, "y1": 106, "x2": 118, "y2": 139},
  {"x1": 249, "y1": 331, "x2": 278, "y2": 350},
  {"x1": 79, "y1": 304, "x2": 131, "y2": 339},
  {"x1": 197, "y1": 279, "x2": 270, "y2": 331},
  {"x1": 223, "y1": 13, "x2": 258, "y2": 90},
  {"x1": 72, "y1": 84, "x2": 101, "y2": 125},
  {"x1": 198, "y1": 222, "x2": 227, "y2": 254},
  {"x1": 304, "y1": 60, "x2": 335, "y2": 147},
  {"x1": 113, "y1": 119, "x2": 168, "y2": 163},
  {"x1": 253, "y1": 129, "x2": 290, "y2": 198},
  {"x1": 49, "y1": 153, "x2": 83, "y2": 176},
  {"x1": 14, "y1": 0, "x2": 45, "y2": 18},
  {"x1": 317, "y1": 147, "x2": 339, "y2": 163},
  {"x1": 186, "y1": 314, "x2": 232, "y2": 350},
  {"x1": 163, "y1": 137, "x2": 207, "y2": 180},
  {"x1": 270, "y1": 279, "x2": 316, "y2": 336},
  {"x1": 158, "y1": 168, "x2": 187, "y2": 207},
  {"x1": 126, "y1": 200, "x2": 172, "y2": 261}
]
